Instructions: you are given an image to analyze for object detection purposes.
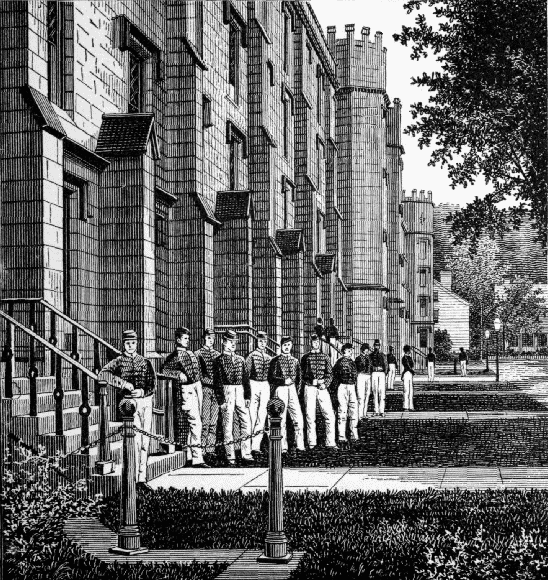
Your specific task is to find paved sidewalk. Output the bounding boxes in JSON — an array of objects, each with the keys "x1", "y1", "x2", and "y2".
[{"x1": 149, "y1": 465, "x2": 548, "y2": 493}]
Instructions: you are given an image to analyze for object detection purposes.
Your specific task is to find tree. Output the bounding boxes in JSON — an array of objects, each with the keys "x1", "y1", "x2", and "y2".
[
  {"x1": 496, "y1": 276, "x2": 546, "y2": 350},
  {"x1": 434, "y1": 329, "x2": 453, "y2": 361},
  {"x1": 394, "y1": 0, "x2": 547, "y2": 247},
  {"x1": 446, "y1": 237, "x2": 508, "y2": 353}
]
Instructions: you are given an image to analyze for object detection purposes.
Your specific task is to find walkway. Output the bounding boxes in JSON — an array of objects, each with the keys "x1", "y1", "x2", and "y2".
[{"x1": 149, "y1": 465, "x2": 548, "y2": 493}]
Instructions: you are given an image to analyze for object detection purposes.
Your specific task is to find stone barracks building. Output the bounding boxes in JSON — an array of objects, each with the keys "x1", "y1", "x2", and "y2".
[{"x1": 0, "y1": 0, "x2": 433, "y2": 361}]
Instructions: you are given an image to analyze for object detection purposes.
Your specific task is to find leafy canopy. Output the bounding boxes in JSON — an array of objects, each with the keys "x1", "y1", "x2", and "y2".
[
  {"x1": 394, "y1": 0, "x2": 547, "y2": 246},
  {"x1": 496, "y1": 276, "x2": 546, "y2": 337}
]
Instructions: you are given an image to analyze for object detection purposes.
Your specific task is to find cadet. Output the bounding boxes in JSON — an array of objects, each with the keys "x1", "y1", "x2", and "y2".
[
  {"x1": 246, "y1": 331, "x2": 272, "y2": 457},
  {"x1": 268, "y1": 336, "x2": 305, "y2": 453},
  {"x1": 355, "y1": 343, "x2": 372, "y2": 420},
  {"x1": 459, "y1": 347, "x2": 468, "y2": 376},
  {"x1": 402, "y1": 344, "x2": 415, "y2": 411},
  {"x1": 332, "y1": 343, "x2": 359, "y2": 443},
  {"x1": 300, "y1": 333, "x2": 337, "y2": 449},
  {"x1": 386, "y1": 346, "x2": 397, "y2": 390},
  {"x1": 195, "y1": 328, "x2": 220, "y2": 459},
  {"x1": 213, "y1": 329, "x2": 254, "y2": 465},
  {"x1": 99, "y1": 329, "x2": 156, "y2": 484},
  {"x1": 426, "y1": 347, "x2": 436, "y2": 382},
  {"x1": 370, "y1": 339, "x2": 387, "y2": 417},
  {"x1": 162, "y1": 327, "x2": 209, "y2": 468}
]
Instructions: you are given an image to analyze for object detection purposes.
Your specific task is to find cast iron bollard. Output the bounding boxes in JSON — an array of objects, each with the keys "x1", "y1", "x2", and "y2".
[
  {"x1": 110, "y1": 396, "x2": 148, "y2": 555},
  {"x1": 95, "y1": 380, "x2": 114, "y2": 475},
  {"x1": 258, "y1": 397, "x2": 292, "y2": 564}
]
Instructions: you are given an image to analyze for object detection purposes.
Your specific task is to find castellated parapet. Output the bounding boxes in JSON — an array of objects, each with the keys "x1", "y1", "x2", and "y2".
[{"x1": 327, "y1": 24, "x2": 386, "y2": 90}]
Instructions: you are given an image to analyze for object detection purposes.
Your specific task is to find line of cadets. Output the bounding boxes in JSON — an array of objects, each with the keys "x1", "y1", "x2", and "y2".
[{"x1": 99, "y1": 327, "x2": 419, "y2": 482}]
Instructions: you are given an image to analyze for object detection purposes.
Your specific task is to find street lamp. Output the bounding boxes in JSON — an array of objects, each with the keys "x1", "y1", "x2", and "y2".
[
  {"x1": 494, "y1": 317, "x2": 501, "y2": 382},
  {"x1": 484, "y1": 329, "x2": 490, "y2": 372}
]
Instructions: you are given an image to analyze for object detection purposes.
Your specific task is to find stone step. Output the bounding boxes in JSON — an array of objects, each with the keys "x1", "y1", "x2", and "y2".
[
  {"x1": 6, "y1": 390, "x2": 87, "y2": 416},
  {"x1": 40, "y1": 421, "x2": 123, "y2": 454},
  {"x1": 12, "y1": 405, "x2": 101, "y2": 437}
]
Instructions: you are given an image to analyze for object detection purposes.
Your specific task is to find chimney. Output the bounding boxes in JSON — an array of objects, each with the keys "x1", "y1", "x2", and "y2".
[{"x1": 440, "y1": 270, "x2": 452, "y2": 288}]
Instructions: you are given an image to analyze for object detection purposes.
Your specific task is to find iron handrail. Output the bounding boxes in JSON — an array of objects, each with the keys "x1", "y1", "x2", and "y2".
[
  {"x1": 0, "y1": 310, "x2": 97, "y2": 380},
  {"x1": 1, "y1": 297, "x2": 122, "y2": 356}
]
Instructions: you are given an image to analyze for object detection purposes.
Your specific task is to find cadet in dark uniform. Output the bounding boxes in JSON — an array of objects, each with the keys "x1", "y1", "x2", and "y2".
[
  {"x1": 268, "y1": 336, "x2": 305, "y2": 453},
  {"x1": 213, "y1": 329, "x2": 254, "y2": 465},
  {"x1": 386, "y1": 346, "x2": 397, "y2": 390},
  {"x1": 99, "y1": 329, "x2": 156, "y2": 484},
  {"x1": 162, "y1": 327, "x2": 209, "y2": 468},
  {"x1": 195, "y1": 328, "x2": 220, "y2": 458},
  {"x1": 355, "y1": 343, "x2": 372, "y2": 420},
  {"x1": 402, "y1": 344, "x2": 415, "y2": 411},
  {"x1": 301, "y1": 333, "x2": 336, "y2": 449},
  {"x1": 427, "y1": 347, "x2": 436, "y2": 382},
  {"x1": 246, "y1": 331, "x2": 272, "y2": 456},
  {"x1": 332, "y1": 343, "x2": 359, "y2": 442},
  {"x1": 370, "y1": 339, "x2": 387, "y2": 417}
]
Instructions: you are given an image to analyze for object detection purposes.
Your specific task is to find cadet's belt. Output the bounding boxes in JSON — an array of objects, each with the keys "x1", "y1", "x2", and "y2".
[
  {"x1": 372, "y1": 367, "x2": 385, "y2": 372},
  {"x1": 179, "y1": 380, "x2": 201, "y2": 390},
  {"x1": 249, "y1": 379, "x2": 269, "y2": 385}
]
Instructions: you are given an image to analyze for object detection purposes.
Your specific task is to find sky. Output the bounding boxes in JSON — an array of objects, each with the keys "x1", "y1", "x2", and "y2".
[{"x1": 310, "y1": 0, "x2": 487, "y2": 208}]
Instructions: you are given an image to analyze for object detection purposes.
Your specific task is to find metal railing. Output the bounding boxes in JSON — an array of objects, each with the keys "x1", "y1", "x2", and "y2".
[{"x1": 1, "y1": 298, "x2": 176, "y2": 473}]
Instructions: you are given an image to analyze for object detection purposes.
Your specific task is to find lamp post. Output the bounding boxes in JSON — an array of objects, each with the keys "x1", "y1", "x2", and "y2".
[
  {"x1": 494, "y1": 318, "x2": 501, "y2": 382},
  {"x1": 484, "y1": 330, "x2": 490, "y2": 373}
]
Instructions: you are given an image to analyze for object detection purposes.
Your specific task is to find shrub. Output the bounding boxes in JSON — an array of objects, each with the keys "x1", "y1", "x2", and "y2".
[{"x1": 434, "y1": 329, "x2": 453, "y2": 361}]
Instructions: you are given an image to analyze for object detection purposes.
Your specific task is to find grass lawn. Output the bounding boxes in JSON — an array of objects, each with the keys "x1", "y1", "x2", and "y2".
[{"x1": 100, "y1": 487, "x2": 548, "y2": 579}]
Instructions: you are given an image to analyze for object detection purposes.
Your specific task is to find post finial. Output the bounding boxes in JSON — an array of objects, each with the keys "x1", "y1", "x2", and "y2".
[
  {"x1": 119, "y1": 397, "x2": 137, "y2": 418},
  {"x1": 267, "y1": 397, "x2": 286, "y2": 418}
]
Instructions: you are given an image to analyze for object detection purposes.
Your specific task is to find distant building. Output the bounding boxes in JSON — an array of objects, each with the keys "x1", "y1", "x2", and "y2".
[{"x1": 434, "y1": 271, "x2": 470, "y2": 350}]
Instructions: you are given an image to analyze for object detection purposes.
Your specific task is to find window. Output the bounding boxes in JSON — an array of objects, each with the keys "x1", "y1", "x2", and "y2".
[
  {"x1": 433, "y1": 309, "x2": 439, "y2": 323},
  {"x1": 383, "y1": 229, "x2": 388, "y2": 244},
  {"x1": 538, "y1": 334, "x2": 547, "y2": 347},
  {"x1": 433, "y1": 290, "x2": 439, "y2": 302},
  {"x1": 399, "y1": 307, "x2": 405, "y2": 319},
  {"x1": 283, "y1": 10, "x2": 290, "y2": 71},
  {"x1": 262, "y1": 1, "x2": 269, "y2": 31},
  {"x1": 282, "y1": 89, "x2": 293, "y2": 158},
  {"x1": 399, "y1": 254, "x2": 405, "y2": 267},
  {"x1": 196, "y1": 1, "x2": 204, "y2": 55},
  {"x1": 523, "y1": 333, "x2": 534, "y2": 347},
  {"x1": 128, "y1": 50, "x2": 144, "y2": 113},
  {"x1": 419, "y1": 328, "x2": 428, "y2": 349},
  {"x1": 383, "y1": 296, "x2": 388, "y2": 311},
  {"x1": 307, "y1": 43, "x2": 312, "y2": 65},
  {"x1": 399, "y1": 203, "x2": 404, "y2": 216},
  {"x1": 64, "y1": 174, "x2": 90, "y2": 222},
  {"x1": 227, "y1": 121, "x2": 246, "y2": 190},
  {"x1": 228, "y1": 22, "x2": 240, "y2": 102},
  {"x1": 283, "y1": 177, "x2": 295, "y2": 228},
  {"x1": 316, "y1": 137, "x2": 325, "y2": 187},
  {"x1": 155, "y1": 214, "x2": 167, "y2": 247},
  {"x1": 419, "y1": 239, "x2": 428, "y2": 259},
  {"x1": 266, "y1": 61, "x2": 275, "y2": 87},
  {"x1": 420, "y1": 296, "x2": 428, "y2": 317},
  {"x1": 47, "y1": 1, "x2": 69, "y2": 108},
  {"x1": 202, "y1": 94, "x2": 212, "y2": 128},
  {"x1": 316, "y1": 68, "x2": 323, "y2": 123},
  {"x1": 419, "y1": 269, "x2": 427, "y2": 287}
]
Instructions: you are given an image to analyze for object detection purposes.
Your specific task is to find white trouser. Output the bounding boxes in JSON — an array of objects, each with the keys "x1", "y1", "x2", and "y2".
[
  {"x1": 274, "y1": 384, "x2": 305, "y2": 451},
  {"x1": 194, "y1": 382, "x2": 203, "y2": 414},
  {"x1": 371, "y1": 371, "x2": 386, "y2": 415},
  {"x1": 133, "y1": 395, "x2": 153, "y2": 482},
  {"x1": 304, "y1": 385, "x2": 336, "y2": 448},
  {"x1": 329, "y1": 338, "x2": 339, "y2": 366},
  {"x1": 179, "y1": 381, "x2": 204, "y2": 464},
  {"x1": 356, "y1": 373, "x2": 372, "y2": 419},
  {"x1": 428, "y1": 362, "x2": 435, "y2": 382},
  {"x1": 460, "y1": 360, "x2": 467, "y2": 376},
  {"x1": 221, "y1": 385, "x2": 252, "y2": 460},
  {"x1": 403, "y1": 371, "x2": 414, "y2": 410},
  {"x1": 249, "y1": 379, "x2": 269, "y2": 452},
  {"x1": 387, "y1": 364, "x2": 396, "y2": 390},
  {"x1": 337, "y1": 383, "x2": 358, "y2": 441}
]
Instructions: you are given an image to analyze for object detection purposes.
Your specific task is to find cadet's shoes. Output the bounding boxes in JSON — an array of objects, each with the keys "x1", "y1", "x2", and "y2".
[
  {"x1": 193, "y1": 462, "x2": 211, "y2": 468},
  {"x1": 241, "y1": 457, "x2": 255, "y2": 466},
  {"x1": 226, "y1": 459, "x2": 237, "y2": 466},
  {"x1": 251, "y1": 450, "x2": 264, "y2": 459}
]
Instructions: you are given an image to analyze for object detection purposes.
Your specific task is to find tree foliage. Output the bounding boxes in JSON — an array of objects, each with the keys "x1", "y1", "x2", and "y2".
[
  {"x1": 496, "y1": 276, "x2": 546, "y2": 339},
  {"x1": 394, "y1": 0, "x2": 547, "y2": 246},
  {"x1": 434, "y1": 328, "x2": 453, "y2": 360},
  {"x1": 446, "y1": 238, "x2": 508, "y2": 348}
]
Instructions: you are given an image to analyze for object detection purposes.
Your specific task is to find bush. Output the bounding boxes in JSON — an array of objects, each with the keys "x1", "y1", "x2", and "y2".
[
  {"x1": 100, "y1": 487, "x2": 548, "y2": 580},
  {"x1": 2, "y1": 444, "x2": 226, "y2": 580},
  {"x1": 434, "y1": 329, "x2": 453, "y2": 361}
]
